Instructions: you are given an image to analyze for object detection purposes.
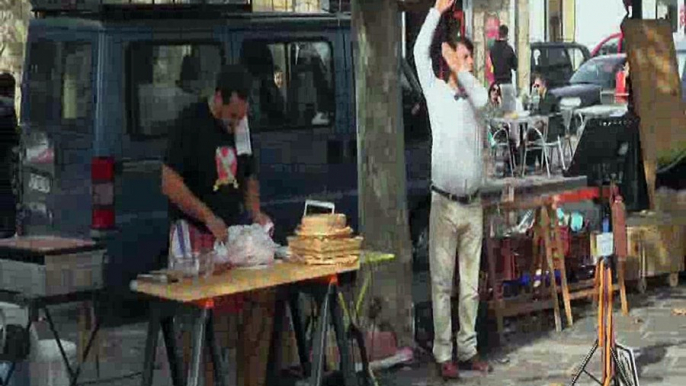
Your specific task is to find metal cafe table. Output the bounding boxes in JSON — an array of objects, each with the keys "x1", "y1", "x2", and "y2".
[{"x1": 130, "y1": 259, "x2": 362, "y2": 386}]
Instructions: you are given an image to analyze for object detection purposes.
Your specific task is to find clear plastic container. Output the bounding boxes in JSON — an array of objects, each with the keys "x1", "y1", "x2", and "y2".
[{"x1": 170, "y1": 251, "x2": 215, "y2": 278}]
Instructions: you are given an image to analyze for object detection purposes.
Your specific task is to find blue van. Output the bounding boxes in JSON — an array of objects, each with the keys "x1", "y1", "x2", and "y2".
[{"x1": 18, "y1": 2, "x2": 432, "y2": 303}]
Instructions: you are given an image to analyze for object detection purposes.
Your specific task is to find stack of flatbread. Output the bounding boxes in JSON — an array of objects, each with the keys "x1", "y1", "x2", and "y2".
[{"x1": 287, "y1": 214, "x2": 362, "y2": 265}]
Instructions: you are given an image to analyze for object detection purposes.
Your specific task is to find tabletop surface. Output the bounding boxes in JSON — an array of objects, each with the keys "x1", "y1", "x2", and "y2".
[
  {"x1": 0, "y1": 236, "x2": 100, "y2": 253},
  {"x1": 491, "y1": 114, "x2": 548, "y2": 124},
  {"x1": 130, "y1": 260, "x2": 360, "y2": 303},
  {"x1": 575, "y1": 105, "x2": 628, "y2": 116},
  {"x1": 482, "y1": 175, "x2": 587, "y2": 195}
]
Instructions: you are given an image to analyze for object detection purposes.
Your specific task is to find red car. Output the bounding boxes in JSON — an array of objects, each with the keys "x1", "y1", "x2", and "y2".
[{"x1": 591, "y1": 33, "x2": 624, "y2": 57}]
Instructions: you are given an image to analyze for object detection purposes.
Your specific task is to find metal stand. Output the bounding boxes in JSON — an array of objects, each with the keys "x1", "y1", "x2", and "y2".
[
  {"x1": 569, "y1": 256, "x2": 634, "y2": 386},
  {"x1": 0, "y1": 290, "x2": 103, "y2": 386}
]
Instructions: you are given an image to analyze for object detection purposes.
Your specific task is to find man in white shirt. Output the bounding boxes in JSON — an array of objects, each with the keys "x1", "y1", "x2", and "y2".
[{"x1": 413, "y1": 0, "x2": 491, "y2": 380}]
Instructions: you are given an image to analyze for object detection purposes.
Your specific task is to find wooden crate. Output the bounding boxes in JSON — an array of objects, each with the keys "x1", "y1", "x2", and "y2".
[{"x1": 624, "y1": 213, "x2": 686, "y2": 282}]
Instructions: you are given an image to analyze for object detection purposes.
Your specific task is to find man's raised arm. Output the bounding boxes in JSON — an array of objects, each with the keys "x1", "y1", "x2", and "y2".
[{"x1": 414, "y1": 0, "x2": 454, "y2": 91}]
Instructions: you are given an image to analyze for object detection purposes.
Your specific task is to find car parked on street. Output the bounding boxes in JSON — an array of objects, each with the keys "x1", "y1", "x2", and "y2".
[
  {"x1": 549, "y1": 54, "x2": 627, "y2": 107},
  {"x1": 530, "y1": 41, "x2": 590, "y2": 89}
]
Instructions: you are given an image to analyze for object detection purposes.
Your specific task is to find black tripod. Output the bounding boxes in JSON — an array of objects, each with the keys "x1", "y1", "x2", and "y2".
[{"x1": 569, "y1": 254, "x2": 635, "y2": 386}]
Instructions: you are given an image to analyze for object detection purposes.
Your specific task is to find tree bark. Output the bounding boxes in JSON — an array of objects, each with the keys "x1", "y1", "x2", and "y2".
[{"x1": 352, "y1": 0, "x2": 414, "y2": 347}]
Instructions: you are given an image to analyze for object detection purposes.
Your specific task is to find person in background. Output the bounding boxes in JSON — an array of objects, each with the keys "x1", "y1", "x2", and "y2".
[
  {"x1": 489, "y1": 25, "x2": 517, "y2": 112},
  {"x1": 0, "y1": 72, "x2": 18, "y2": 238},
  {"x1": 161, "y1": 64, "x2": 274, "y2": 386},
  {"x1": 487, "y1": 82, "x2": 502, "y2": 110},
  {"x1": 414, "y1": 0, "x2": 492, "y2": 380},
  {"x1": 531, "y1": 73, "x2": 557, "y2": 115}
]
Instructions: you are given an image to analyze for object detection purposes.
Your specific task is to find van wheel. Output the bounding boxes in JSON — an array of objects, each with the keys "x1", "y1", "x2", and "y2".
[{"x1": 411, "y1": 206, "x2": 430, "y2": 273}]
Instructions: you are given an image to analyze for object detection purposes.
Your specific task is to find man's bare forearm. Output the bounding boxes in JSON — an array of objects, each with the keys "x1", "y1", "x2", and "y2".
[
  {"x1": 162, "y1": 164, "x2": 214, "y2": 224},
  {"x1": 245, "y1": 177, "x2": 261, "y2": 219}
]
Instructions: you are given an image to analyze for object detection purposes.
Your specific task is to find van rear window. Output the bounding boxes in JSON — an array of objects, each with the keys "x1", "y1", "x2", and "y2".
[
  {"x1": 126, "y1": 43, "x2": 224, "y2": 138},
  {"x1": 26, "y1": 41, "x2": 59, "y2": 125},
  {"x1": 25, "y1": 40, "x2": 93, "y2": 132}
]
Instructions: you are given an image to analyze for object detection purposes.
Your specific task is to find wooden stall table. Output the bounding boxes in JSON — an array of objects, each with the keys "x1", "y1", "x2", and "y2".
[
  {"x1": 480, "y1": 177, "x2": 630, "y2": 344},
  {"x1": 130, "y1": 260, "x2": 361, "y2": 386},
  {"x1": 0, "y1": 236, "x2": 106, "y2": 386}
]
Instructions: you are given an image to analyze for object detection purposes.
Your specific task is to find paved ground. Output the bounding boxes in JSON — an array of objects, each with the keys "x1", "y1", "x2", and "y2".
[
  {"x1": 19, "y1": 277, "x2": 686, "y2": 386},
  {"x1": 379, "y1": 281, "x2": 686, "y2": 386}
]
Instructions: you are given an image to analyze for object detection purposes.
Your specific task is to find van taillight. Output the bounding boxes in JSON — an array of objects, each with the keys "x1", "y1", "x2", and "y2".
[{"x1": 91, "y1": 157, "x2": 115, "y2": 230}]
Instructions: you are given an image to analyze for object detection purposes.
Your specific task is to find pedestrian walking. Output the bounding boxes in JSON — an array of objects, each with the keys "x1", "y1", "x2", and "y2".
[
  {"x1": 489, "y1": 24, "x2": 518, "y2": 112},
  {"x1": 414, "y1": 0, "x2": 493, "y2": 380}
]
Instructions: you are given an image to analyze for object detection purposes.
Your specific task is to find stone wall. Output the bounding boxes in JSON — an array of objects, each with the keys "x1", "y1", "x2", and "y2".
[
  {"x1": 471, "y1": 0, "x2": 529, "y2": 93},
  {"x1": 0, "y1": 0, "x2": 32, "y2": 108}
]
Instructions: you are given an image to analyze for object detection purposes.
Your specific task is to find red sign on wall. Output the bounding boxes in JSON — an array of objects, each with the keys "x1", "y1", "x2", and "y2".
[{"x1": 485, "y1": 16, "x2": 501, "y2": 86}]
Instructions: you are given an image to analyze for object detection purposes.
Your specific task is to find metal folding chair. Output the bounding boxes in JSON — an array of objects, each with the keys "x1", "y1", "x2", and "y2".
[{"x1": 489, "y1": 123, "x2": 516, "y2": 177}]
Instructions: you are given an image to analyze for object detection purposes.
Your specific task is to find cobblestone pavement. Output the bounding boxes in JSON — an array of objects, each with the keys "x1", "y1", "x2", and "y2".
[
  {"x1": 32, "y1": 279, "x2": 686, "y2": 386},
  {"x1": 379, "y1": 282, "x2": 686, "y2": 386}
]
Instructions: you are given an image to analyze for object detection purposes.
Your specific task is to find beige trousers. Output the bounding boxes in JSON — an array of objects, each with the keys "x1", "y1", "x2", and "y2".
[{"x1": 429, "y1": 191, "x2": 483, "y2": 363}]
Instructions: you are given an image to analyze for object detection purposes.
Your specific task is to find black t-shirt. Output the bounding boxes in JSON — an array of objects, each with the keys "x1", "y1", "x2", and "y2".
[
  {"x1": 164, "y1": 101, "x2": 257, "y2": 232},
  {"x1": 489, "y1": 40, "x2": 518, "y2": 84}
]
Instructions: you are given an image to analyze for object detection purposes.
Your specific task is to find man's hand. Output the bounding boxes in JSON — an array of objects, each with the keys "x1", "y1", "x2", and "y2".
[
  {"x1": 205, "y1": 214, "x2": 228, "y2": 243},
  {"x1": 434, "y1": 0, "x2": 455, "y2": 14},
  {"x1": 253, "y1": 211, "x2": 274, "y2": 237}
]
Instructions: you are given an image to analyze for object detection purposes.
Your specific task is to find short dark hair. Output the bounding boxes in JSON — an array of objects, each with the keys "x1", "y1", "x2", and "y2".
[
  {"x1": 532, "y1": 72, "x2": 547, "y2": 86},
  {"x1": 215, "y1": 64, "x2": 253, "y2": 104},
  {"x1": 499, "y1": 25, "x2": 509, "y2": 39},
  {"x1": 0, "y1": 72, "x2": 15, "y2": 98}
]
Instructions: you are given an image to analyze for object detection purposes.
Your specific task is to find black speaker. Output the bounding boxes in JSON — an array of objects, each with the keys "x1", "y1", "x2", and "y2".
[{"x1": 564, "y1": 114, "x2": 649, "y2": 212}]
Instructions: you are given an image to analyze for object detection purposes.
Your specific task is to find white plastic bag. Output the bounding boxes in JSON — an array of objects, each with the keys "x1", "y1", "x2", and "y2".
[{"x1": 214, "y1": 224, "x2": 277, "y2": 267}]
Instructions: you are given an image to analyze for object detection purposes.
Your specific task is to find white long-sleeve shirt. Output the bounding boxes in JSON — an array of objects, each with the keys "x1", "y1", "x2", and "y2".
[{"x1": 413, "y1": 8, "x2": 488, "y2": 197}]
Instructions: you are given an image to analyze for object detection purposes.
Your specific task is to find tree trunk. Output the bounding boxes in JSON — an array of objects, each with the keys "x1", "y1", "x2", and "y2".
[{"x1": 352, "y1": 0, "x2": 414, "y2": 347}]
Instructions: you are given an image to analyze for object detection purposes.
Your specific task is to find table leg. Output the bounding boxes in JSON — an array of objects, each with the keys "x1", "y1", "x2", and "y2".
[
  {"x1": 618, "y1": 261, "x2": 629, "y2": 316},
  {"x1": 161, "y1": 315, "x2": 184, "y2": 386},
  {"x1": 329, "y1": 285, "x2": 358, "y2": 386},
  {"x1": 289, "y1": 291, "x2": 311, "y2": 377},
  {"x1": 266, "y1": 289, "x2": 288, "y2": 385},
  {"x1": 540, "y1": 207, "x2": 563, "y2": 332},
  {"x1": 310, "y1": 285, "x2": 331, "y2": 386},
  {"x1": 141, "y1": 305, "x2": 162, "y2": 386},
  {"x1": 69, "y1": 312, "x2": 102, "y2": 386},
  {"x1": 485, "y1": 215, "x2": 504, "y2": 344},
  {"x1": 43, "y1": 307, "x2": 76, "y2": 380},
  {"x1": 187, "y1": 308, "x2": 209, "y2": 386},
  {"x1": 549, "y1": 205, "x2": 574, "y2": 328},
  {"x1": 205, "y1": 310, "x2": 227, "y2": 386}
]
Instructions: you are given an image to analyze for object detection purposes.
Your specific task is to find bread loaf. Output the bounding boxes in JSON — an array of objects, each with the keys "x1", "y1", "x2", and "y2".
[{"x1": 300, "y1": 214, "x2": 347, "y2": 232}]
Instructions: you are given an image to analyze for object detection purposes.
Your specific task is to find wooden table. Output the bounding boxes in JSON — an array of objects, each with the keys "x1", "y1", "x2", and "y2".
[{"x1": 131, "y1": 260, "x2": 361, "y2": 386}]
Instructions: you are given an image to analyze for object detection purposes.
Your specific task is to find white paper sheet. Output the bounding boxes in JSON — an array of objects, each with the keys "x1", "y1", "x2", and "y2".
[{"x1": 235, "y1": 117, "x2": 253, "y2": 156}]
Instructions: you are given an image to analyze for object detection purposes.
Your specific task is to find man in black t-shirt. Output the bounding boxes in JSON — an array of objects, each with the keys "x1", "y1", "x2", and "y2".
[
  {"x1": 163, "y1": 64, "x2": 270, "y2": 245},
  {"x1": 162, "y1": 64, "x2": 274, "y2": 386}
]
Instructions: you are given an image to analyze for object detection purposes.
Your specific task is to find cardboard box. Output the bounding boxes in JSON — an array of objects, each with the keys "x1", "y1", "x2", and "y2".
[{"x1": 624, "y1": 213, "x2": 685, "y2": 280}]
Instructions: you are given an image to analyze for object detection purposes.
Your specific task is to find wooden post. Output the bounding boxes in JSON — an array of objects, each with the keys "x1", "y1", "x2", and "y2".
[{"x1": 352, "y1": 0, "x2": 414, "y2": 346}]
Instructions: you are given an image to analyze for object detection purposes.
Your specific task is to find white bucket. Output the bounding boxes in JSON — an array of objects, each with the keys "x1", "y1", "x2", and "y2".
[{"x1": 29, "y1": 340, "x2": 77, "y2": 386}]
